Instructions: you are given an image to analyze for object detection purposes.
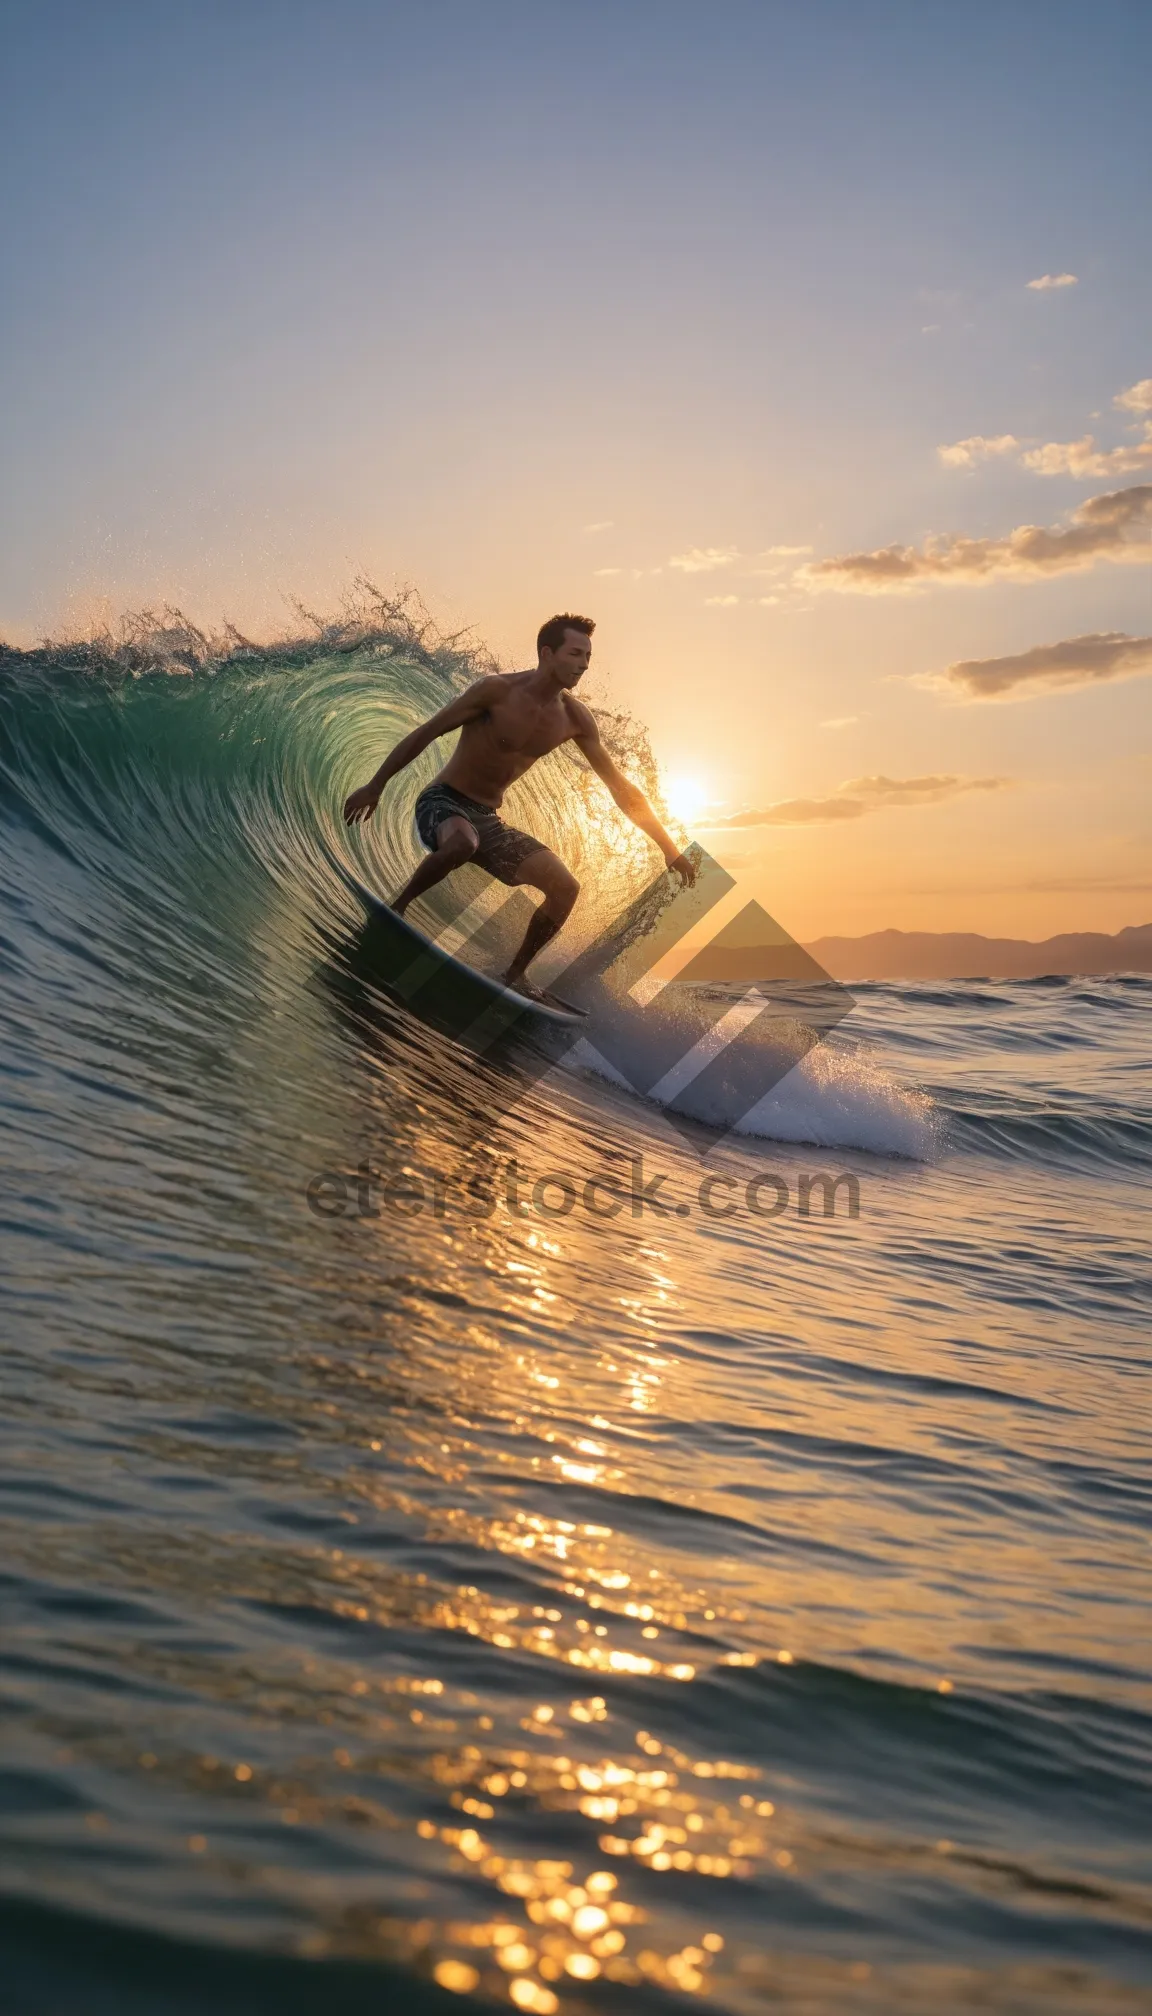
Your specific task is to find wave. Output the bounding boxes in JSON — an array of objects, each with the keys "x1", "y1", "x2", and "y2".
[
  {"x1": 0, "y1": 587, "x2": 937, "y2": 1162},
  {"x1": 935, "y1": 1099, "x2": 1152, "y2": 1173},
  {"x1": 846, "y1": 975, "x2": 1152, "y2": 1024},
  {"x1": 5, "y1": 590, "x2": 1142, "y2": 1174}
]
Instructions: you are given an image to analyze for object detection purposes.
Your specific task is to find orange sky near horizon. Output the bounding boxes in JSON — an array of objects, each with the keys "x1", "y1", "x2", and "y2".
[{"x1": 2, "y1": 4, "x2": 1150, "y2": 943}]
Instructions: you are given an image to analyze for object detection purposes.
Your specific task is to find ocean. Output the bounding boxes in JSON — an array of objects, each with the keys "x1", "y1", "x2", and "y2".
[{"x1": 2, "y1": 601, "x2": 1149, "y2": 2014}]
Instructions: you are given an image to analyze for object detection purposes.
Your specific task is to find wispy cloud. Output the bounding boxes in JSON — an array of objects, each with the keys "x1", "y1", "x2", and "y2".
[
  {"x1": 618, "y1": 542, "x2": 815, "y2": 585},
  {"x1": 1027, "y1": 272, "x2": 1078, "y2": 290},
  {"x1": 821, "y1": 715, "x2": 858, "y2": 729},
  {"x1": 932, "y1": 631, "x2": 1152, "y2": 701},
  {"x1": 1019, "y1": 429, "x2": 1152, "y2": 478},
  {"x1": 700, "y1": 592, "x2": 781, "y2": 608},
  {"x1": 940, "y1": 378, "x2": 1152, "y2": 481},
  {"x1": 1018, "y1": 875, "x2": 1152, "y2": 895},
  {"x1": 582, "y1": 519, "x2": 614, "y2": 533},
  {"x1": 799, "y1": 483, "x2": 1152, "y2": 593},
  {"x1": 668, "y1": 546, "x2": 740, "y2": 573},
  {"x1": 905, "y1": 874, "x2": 1152, "y2": 898},
  {"x1": 701, "y1": 774, "x2": 1009, "y2": 826},
  {"x1": 842, "y1": 774, "x2": 1010, "y2": 805},
  {"x1": 938, "y1": 434, "x2": 1020, "y2": 469},
  {"x1": 705, "y1": 798, "x2": 864, "y2": 826}
]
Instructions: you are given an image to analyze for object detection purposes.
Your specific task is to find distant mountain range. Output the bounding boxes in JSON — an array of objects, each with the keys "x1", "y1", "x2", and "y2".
[
  {"x1": 669, "y1": 915, "x2": 1152, "y2": 986},
  {"x1": 801, "y1": 922, "x2": 1152, "y2": 982}
]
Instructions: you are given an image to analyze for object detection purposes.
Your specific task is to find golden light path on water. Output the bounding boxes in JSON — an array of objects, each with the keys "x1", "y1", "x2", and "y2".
[
  {"x1": 3, "y1": 630, "x2": 1149, "y2": 2015},
  {"x1": 271, "y1": 1205, "x2": 785, "y2": 2007},
  {"x1": 124, "y1": 1060, "x2": 1120, "y2": 2015}
]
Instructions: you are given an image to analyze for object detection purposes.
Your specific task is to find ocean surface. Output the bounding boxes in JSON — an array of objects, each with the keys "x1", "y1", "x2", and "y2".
[{"x1": 2, "y1": 603, "x2": 1149, "y2": 2015}]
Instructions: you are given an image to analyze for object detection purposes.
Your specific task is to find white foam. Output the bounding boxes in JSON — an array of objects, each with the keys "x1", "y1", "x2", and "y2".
[
  {"x1": 565, "y1": 989, "x2": 938, "y2": 1161},
  {"x1": 731, "y1": 1042, "x2": 939, "y2": 1160}
]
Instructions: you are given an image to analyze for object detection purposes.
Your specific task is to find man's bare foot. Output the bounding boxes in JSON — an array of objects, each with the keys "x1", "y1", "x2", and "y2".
[
  {"x1": 504, "y1": 974, "x2": 588, "y2": 1016},
  {"x1": 505, "y1": 972, "x2": 546, "y2": 1002}
]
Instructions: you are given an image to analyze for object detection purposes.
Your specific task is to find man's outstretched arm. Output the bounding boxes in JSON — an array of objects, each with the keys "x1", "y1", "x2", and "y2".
[
  {"x1": 570, "y1": 706, "x2": 698, "y2": 885},
  {"x1": 342, "y1": 678, "x2": 502, "y2": 823}
]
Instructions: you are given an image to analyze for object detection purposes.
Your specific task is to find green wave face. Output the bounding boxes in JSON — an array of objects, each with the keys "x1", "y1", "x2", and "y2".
[{"x1": 0, "y1": 595, "x2": 666, "y2": 982}]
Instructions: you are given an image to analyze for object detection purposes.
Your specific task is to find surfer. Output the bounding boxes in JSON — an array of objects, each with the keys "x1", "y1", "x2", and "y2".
[{"x1": 342, "y1": 614, "x2": 696, "y2": 1000}]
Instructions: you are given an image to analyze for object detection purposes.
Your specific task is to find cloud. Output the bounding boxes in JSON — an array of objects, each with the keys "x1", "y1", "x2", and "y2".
[
  {"x1": 583, "y1": 519, "x2": 614, "y2": 533},
  {"x1": 704, "y1": 594, "x2": 740, "y2": 606},
  {"x1": 593, "y1": 566, "x2": 622, "y2": 576},
  {"x1": 799, "y1": 483, "x2": 1152, "y2": 593},
  {"x1": 906, "y1": 874, "x2": 1152, "y2": 898},
  {"x1": 700, "y1": 774, "x2": 1008, "y2": 826},
  {"x1": 1019, "y1": 875, "x2": 1152, "y2": 895},
  {"x1": 934, "y1": 630, "x2": 1152, "y2": 700},
  {"x1": 748, "y1": 547, "x2": 811, "y2": 580},
  {"x1": 940, "y1": 382, "x2": 1152, "y2": 480},
  {"x1": 704, "y1": 798, "x2": 865, "y2": 827},
  {"x1": 840, "y1": 773, "x2": 1009, "y2": 804},
  {"x1": 1027, "y1": 272, "x2": 1078, "y2": 290},
  {"x1": 668, "y1": 546, "x2": 739, "y2": 572},
  {"x1": 821, "y1": 715, "x2": 858, "y2": 729},
  {"x1": 938, "y1": 434, "x2": 1020, "y2": 469},
  {"x1": 1019, "y1": 429, "x2": 1152, "y2": 478}
]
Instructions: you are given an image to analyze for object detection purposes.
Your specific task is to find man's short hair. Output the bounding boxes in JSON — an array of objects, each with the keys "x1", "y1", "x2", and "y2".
[{"x1": 537, "y1": 612, "x2": 595, "y2": 656}]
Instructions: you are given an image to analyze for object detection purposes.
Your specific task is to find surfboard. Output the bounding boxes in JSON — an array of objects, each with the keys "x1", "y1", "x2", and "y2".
[{"x1": 335, "y1": 861, "x2": 589, "y2": 1027}]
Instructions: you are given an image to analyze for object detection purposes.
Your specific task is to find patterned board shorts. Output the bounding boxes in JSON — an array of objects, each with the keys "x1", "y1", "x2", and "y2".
[{"x1": 413, "y1": 783, "x2": 547, "y2": 885}]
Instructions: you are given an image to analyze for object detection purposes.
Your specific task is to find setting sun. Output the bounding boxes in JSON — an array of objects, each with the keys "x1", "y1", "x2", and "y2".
[{"x1": 664, "y1": 774, "x2": 710, "y2": 824}]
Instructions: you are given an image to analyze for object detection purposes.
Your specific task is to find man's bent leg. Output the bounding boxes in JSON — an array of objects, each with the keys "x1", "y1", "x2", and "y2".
[
  {"x1": 504, "y1": 848, "x2": 580, "y2": 987},
  {"x1": 391, "y1": 817, "x2": 478, "y2": 915}
]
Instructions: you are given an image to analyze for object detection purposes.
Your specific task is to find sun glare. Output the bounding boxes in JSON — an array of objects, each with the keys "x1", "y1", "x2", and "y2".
[{"x1": 664, "y1": 775, "x2": 709, "y2": 824}]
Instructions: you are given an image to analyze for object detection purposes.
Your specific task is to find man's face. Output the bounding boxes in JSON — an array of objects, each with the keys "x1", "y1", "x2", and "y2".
[{"x1": 543, "y1": 628, "x2": 593, "y2": 686}]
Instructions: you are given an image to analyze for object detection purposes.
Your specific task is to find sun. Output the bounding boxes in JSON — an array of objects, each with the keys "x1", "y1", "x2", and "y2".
[{"x1": 664, "y1": 774, "x2": 709, "y2": 824}]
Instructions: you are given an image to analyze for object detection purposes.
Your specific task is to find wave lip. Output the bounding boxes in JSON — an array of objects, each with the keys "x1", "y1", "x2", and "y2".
[{"x1": 572, "y1": 996, "x2": 938, "y2": 1159}]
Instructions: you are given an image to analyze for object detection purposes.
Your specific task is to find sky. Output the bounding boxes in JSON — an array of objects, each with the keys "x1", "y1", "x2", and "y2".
[{"x1": 2, "y1": 0, "x2": 1150, "y2": 940}]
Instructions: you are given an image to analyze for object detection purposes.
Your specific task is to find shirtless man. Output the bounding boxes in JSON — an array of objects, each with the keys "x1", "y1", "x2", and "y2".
[{"x1": 342, "y1": 613, "x2": 696, "y2": 999}]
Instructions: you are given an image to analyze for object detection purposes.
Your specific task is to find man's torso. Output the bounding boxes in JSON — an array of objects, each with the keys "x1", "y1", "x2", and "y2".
[{"x1": 437, "y1": 673, "x2": 583, "y2": 808}]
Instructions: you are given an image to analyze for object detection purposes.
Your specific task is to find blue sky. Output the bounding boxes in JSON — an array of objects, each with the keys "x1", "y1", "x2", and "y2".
[{"x1": 2, "y1": 0, "x2": 1150, "y2": 934}]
